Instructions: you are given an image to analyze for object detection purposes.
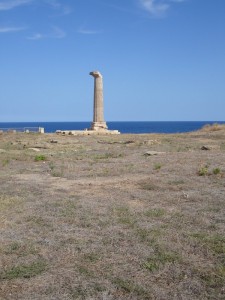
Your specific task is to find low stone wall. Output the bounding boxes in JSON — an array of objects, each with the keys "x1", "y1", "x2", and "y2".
[{"x1": 56, "y1": 130, "x2": 120, "y2": 136}]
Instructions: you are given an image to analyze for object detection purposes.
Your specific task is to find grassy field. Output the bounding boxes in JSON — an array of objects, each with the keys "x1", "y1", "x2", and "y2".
[{"x1": 0, "y1": 124, "x2": 225, "y2": 299}]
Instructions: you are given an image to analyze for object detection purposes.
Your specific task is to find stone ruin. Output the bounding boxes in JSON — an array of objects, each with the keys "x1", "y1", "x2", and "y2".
[{"x1": 56, "y1": 71, "x2": 120, "y2": 135}]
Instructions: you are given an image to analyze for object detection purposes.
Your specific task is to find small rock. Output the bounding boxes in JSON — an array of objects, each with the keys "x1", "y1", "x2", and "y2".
[
  {"x1": 144, "y1": 151, "x2": 164, "y2": 156},
  {"x1": 144, "y1": 140, "x2": 159, "y2": 145},
  {"x1": 124, "y1": 140, "x2": 135, "y2": 144},
  {"x1": 50, "y1": 140, "x2": 58, "y2": 143},
  {"x1": 201, "y1": 146, "x2": 210, "y2": 150},
  {"x1": 28, "y1": 148, "x2": 41, "y2": 152}
]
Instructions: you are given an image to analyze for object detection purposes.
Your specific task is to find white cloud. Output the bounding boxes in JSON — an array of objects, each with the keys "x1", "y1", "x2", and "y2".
[
  {"x1": 77, "y1": 28, "x2": 102, "y2": 35},
  {"x1": 0, "y1": 0, "x2": 72, "y2": 15},
  {"x1": 27, "y1": 33, "x2": 44, "y2": 40},
  {"x1": 27, "y1": 26, "x2": 66, "y2": 40},
  {"x1": 0, "y1": 0, "x2": 33, "y2": 11},
  {"x1": 52, "y1": 26, "x2": 66, "y2": 38},
  {"x1": 139, "y1": 0, "x2": 185, "y2": 17},
  {"x1": 0, "y1": 26, "x2": 26, "y2": 32},
  {"x1": 44, "y1": 0, "x2": 72, "y2": 15},
  {"x1": 44, "y1": 0, "x2": 60, "y2": 9}
]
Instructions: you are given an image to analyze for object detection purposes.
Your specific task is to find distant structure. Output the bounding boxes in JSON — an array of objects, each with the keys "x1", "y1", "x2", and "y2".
[
  {"x1": 56, "y1": 70, "x2": 120, "y2": 135},
  {"x1": 89, "y1": 71, "x2": 108, "y2": 131}
]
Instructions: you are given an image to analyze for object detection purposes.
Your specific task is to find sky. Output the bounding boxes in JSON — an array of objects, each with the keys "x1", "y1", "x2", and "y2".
[{"x1": 0, "y1": 0, "x2": 225, "y2": 122}]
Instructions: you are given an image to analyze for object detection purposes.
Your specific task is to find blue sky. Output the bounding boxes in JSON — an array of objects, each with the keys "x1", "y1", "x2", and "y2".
[{"x1": 0, "y1": 0, "x2": 224, "y2": 121}]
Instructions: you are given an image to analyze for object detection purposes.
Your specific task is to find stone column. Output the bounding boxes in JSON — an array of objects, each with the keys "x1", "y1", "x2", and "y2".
[{"x1": 89, "y1": 71, "x2": 108, "y2": 131}]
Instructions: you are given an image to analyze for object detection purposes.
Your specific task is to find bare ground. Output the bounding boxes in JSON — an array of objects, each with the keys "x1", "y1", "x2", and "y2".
[{"x1": 0, "y1": 126, "x2": 225, "y2": 299}]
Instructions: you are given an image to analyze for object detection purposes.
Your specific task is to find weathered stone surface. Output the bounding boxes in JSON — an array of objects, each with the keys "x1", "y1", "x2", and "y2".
[
  {"x1": 89, "y1": 71, "x2": 108, "y2": 131},
  {"x1": 55, "y1": 130, "x2": 119, "y2": 136},
  {"x1": 201, "y1": 146, "x2": 210, "y2": 150},
  {"x1": 56, "y1": 71, "x2": 120, "y2": 135},
  {"x1": 28, "y1": 148, "x2": 41, "y2": 152}
]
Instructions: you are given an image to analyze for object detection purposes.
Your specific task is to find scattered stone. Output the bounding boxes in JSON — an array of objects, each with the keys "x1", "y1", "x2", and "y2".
[
  {"x1": 28, "y1": 148, "x2": 41, "y2": 152},
  {"x1": 0, "y1": 149, "x2": 6, "y2": 153},
  {"x1": 124, "y1": 140, "x2": 135, "y2": 144},
  {"x1": 98, "y1": 140, "x2": 135, "y2": 145},
  {"x1": 144, "y1": 151, "x2": 165, "y2": 156},
  {"x1": 7, "y1": 130, "x2": 17, "y2": 133},
  {"x1": 50, "y1": 140, "x2": 58, "y2": 144},
  {"x1": 201, "y1": 146, "x2": 210, "y2": 150},
  {"x1": 143, "y1": 140, "x2": 159, "y2": 145}
]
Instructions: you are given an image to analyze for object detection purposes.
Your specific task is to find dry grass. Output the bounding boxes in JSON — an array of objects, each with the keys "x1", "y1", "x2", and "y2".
[
  {"x1": 0, "y1": 128, "x2": 225, "y2": 299},
  {"x1": 201, "y1": 123, "x2": 225, "y2": 132}
]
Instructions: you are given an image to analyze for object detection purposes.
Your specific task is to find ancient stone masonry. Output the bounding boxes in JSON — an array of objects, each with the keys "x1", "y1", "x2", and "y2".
[
  {"x1": 89, "y1": 71, "x2": 108, "y2": 131},
  {"x1": 56, "y1": 70, "x2": 120, "y2": 135}
]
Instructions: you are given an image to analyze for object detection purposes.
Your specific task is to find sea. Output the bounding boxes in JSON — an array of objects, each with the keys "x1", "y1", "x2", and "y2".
[{"x1": 0, "y1": 121, "x2": 225, "y2": 134}]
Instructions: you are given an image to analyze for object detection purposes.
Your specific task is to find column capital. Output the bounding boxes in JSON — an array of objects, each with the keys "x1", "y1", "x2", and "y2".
[{"x1": 89, "y1": 71, "x2": 103, "y2": 79}]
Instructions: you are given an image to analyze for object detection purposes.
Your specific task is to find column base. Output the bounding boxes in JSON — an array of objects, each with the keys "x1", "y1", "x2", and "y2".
[{"x1": 89, "y1": 122, "x2": 108, "y2": 131}]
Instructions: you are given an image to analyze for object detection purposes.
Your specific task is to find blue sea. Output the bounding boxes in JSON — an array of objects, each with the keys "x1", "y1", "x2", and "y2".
[{"x1": 0, "y1": 121, "x2": 225, "y2": 134}]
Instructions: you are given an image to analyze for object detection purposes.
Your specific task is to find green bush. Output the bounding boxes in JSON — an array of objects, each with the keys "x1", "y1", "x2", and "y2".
[
  {"x1": 198, "y1": 166, "x2": 208, "y2": 176},
  {"x1": 35, "y1": 155, "x2": 46, "y2": 161},
  {"x1": 213, "y1": 168, "x2": 221, "y2": 175}
]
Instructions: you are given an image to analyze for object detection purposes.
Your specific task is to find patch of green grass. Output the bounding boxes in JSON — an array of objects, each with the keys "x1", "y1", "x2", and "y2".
[
  {"x1": 83, "y1": 253, "x2": 100, "y2": 263},
  {"x1": 60, "y1": 199, "x2": 77, "y2": 218},
  {"x1": 115, "y1": 206, "x2": 136, "y2": 227},
  {"x1": 145, "y1": 208, "x2": 166, "y2": 218},
  {"x1": 136, "y1": 228, "x2": 149, "y2": 242},
  {"x1": 25, "y1": 216, "x2": 50, "y2": 227},
  {"x1": 191, "y1": 233, "x2": 225, "y2": 255},
  {"x1": 5, "y1": 242, "x2": 21, "y2": 253},
  {"x1": 197, "y1": 266, "x2": 225, "y2": 290},
  {"x1": 113, "y1": 278, "x2": 150, "y2": 299},
  {"x1": 213, "y1": 168, "x2": 221, "y2": 175},
  {"x1": 154, "y1": 163, "x2": 162, "y2": 170},
  {"x1": 34, "y1": 154, "x2": 46, "y2": 161},
  {"x1": 4, "y1": 242, "x2": 38, "y2": 256},
  {"x1": 1, "y1": 260, "x2": 47, "y2": 280},
  {"x1": 4, "y1": 241, "x2": 38, "y2": 257},
  {"x1": 143, "y1": 246, "x2": 180, "y2": 272},
  {"x1": 139, "y1": 182, "x2": 157, "y2": 191},
  {"x1": 77, "y1": 265, "x2": 93, "y2": 277},
  {"x1": 2, "y1": 159, "x2": 10, "y2": 166}
]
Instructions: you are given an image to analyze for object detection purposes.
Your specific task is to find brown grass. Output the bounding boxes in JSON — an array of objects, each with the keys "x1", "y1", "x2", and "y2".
[
  {"x1": 201, "y1": 123, "x2": 225, "y2": 132},
  {"x1": 0, "y1": 128, "x2": 225, "y2": 299}
]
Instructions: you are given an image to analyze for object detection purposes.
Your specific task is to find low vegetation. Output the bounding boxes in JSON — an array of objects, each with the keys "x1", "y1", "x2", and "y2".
[
  {"x1": 201, "y1": 123, "x2": 225, "y2": 132},
  {"x1": 0, "y1": 127, "x2": 225, "y2": 299}
]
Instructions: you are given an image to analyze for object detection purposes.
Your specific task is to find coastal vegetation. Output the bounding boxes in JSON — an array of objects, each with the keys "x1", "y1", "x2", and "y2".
[{"x1": 0, "y1": 126, "x2": 225, "y2": 299}]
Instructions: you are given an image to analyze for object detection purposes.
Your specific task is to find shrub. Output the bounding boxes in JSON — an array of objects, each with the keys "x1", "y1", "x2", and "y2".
[
  {"x1": 198, "y1": 166, "x2": 208, "y2": 176},
  {"x1": 213, "y1": 168, "x2": 221, "y2": 175},
  {"x1": 201, "y1": 123, "x2": 224, "y2": 132},
  {"x1": 35, "y1": 155, "x2": 46, "y2": 161}
]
